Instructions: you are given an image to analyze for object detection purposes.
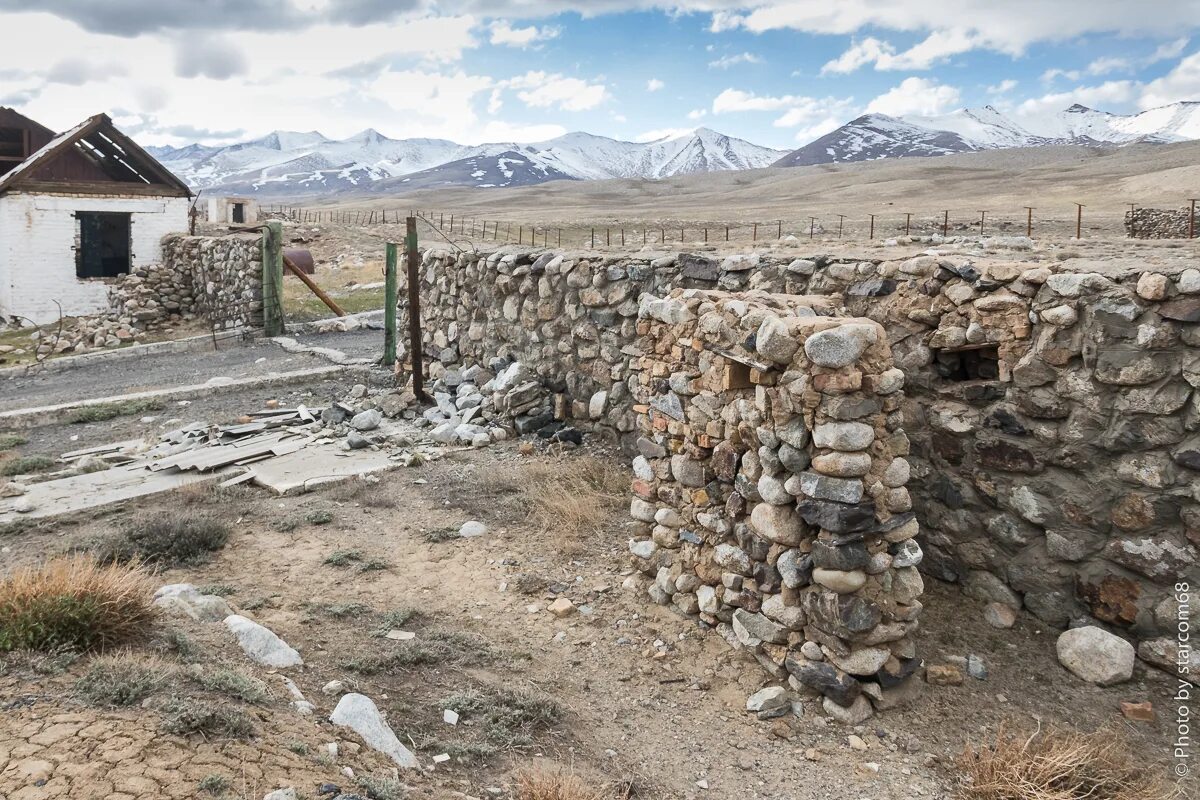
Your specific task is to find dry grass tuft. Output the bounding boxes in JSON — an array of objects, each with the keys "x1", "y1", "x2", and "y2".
[
  {"x1": 523, "y1": 457, "x2": 626, "y2": 551},
  {"x1": 0, "y1": 556, "x2": 155, "y2": 652},
  {"x1": 516, "y1": 767, "x2": 616, "y2": 800},
  {"x1": 956, "y1": 724, "x2": 1176, "y2": 800},
  {"x1": 76, "y1": 651, "x2": 169, "y2": 706},
  {"x1": 94, "y1": 511, "x2": 231, "y2": 567}
]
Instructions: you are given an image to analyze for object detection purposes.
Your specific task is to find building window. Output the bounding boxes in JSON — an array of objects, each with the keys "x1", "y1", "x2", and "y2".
[
  {"x1": 76, "y1": 212, "x2": 132, "y2": 279},
  {"x1": 231, "y1": 202, "x2": 245, "y2": 224}
]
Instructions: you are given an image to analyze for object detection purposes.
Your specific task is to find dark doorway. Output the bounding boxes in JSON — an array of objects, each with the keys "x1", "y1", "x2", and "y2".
[
  {"x1": 76, "y1": 212, "x2": 131, "y2": 279},
  {"x1": 232, "y1": 202, "x2": 245, "y2": 224}
]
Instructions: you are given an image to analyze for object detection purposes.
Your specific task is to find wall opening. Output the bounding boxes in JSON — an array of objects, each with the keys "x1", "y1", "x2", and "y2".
[
  {"x1": 231, "y1": 202, "x2": 245, "y2": 224},
  {"x1": 933, "y1": 344, "x2": 1001, "y2": 382},
  {"x1": 76, "y1": 212, "x2": 132, "y2": 279},
  {"x1": 0, "y1": 127, "x2": 30, "y2": 177}
]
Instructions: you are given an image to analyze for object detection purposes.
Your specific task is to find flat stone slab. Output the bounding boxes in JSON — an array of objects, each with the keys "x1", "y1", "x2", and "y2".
[
  {"x1": 0, "y1": 464, "x2": 221, "y2": 523},
  {"x1": 248, "y1": 441, "x2": 400, "y2": 495}
]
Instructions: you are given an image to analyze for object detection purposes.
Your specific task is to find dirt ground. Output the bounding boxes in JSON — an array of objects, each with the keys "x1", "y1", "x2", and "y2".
[{"x1": 0, "y1": 403, "x2": 1189, "y2": 800}]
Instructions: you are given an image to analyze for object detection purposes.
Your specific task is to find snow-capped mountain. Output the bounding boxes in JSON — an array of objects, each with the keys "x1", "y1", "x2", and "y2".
[
  {"x1": 775, "y1": 101, "x2": 1200, "y2": 166},
  {"x1": 149, "y1": 127, "x2": 787, "y2": 195}
]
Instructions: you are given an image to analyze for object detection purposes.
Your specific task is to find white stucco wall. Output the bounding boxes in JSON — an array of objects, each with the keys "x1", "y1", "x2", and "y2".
[{"x1": 0, "y1": 192, "x2": 189, "y2": 324}]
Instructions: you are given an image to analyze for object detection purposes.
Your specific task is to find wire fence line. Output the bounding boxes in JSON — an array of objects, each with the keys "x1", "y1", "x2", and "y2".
[{"x1": 265, "y1": 201, "x2": 1200, "y2": 247}]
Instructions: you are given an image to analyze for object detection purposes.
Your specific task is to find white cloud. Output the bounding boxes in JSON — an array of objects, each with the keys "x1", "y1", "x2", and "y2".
[
  {"x1": 477, "y1": 120, "x2": 567, "y2": 142},
  {"x1": 489, "y1": 20, "x2": 559, "y2": 48},
  {"x1": 1015, "y1": 80, "x2": 1139, "y2": 118},
  {"x1": 709, "y1": 11, "x2": 745, "y2": 33},
  {"x1": 502, "y1": 71, "x2": 610, "y2": 111},
  {"x1": 821, "y1": 29, "x2": 980, "y2": 73},
  {"x1": 866, "y1": 77, "x2": 961, "y2": 117},
  {"x1": 1086, "y1": 56, "x2": 1132, "y2": 75},
  {"x1": 708, "y1": 52, "x2": 763, "y2": 69},
  {"x1": 987, "y1": 79, "x2": 1018, "y2": 94},
  {"x1": 646, "y1": 78, "x2": 665, "y2": 91},
  {"x1": 712, "y1": 88, "x2": 856, "y2": 142},
  {"x1": 687, "y1": 107, "x2": 708, "y2": 120},
  {"x1": 1150, "y1": 37, "x2": 1190, "y2": 62},
  {"x1": 1140, "y1": 50, "x2": 1200, "y2": 108}
]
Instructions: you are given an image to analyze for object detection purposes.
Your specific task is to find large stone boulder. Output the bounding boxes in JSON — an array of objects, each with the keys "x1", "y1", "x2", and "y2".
[{"x1": 1055, "y1": 626, "x2": 1135, "y2": 686}]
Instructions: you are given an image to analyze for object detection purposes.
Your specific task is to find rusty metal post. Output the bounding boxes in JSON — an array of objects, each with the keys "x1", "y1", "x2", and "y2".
[
  {"x1": 904, "y1": 213, "x2": 911, "y2": 237},
  {"x1": 725, "y1": 225, "x2": 729, "y2": 242},
  {"x1": 606, "y1": 228, "x2": 611, "y2": 246},
  {"x1": 621, "y1": 228, "x2": 625, "y2": 246},
  {"x1": 404, "y1": 217, "x2": 426, "y2": 401},
  {"x1": 978, "y1": 210, "x2": 986, "y2": 237},
  {"x1": 1025, "y1": 207, "x2": 1033, "y2": 237},
  {"x1": 704, "y1": 227, "x2": 708, "y2": 243},
  {"x1": 869, "y1": 214, "x2": 876, "y2": 240},
  {"x1": 1190, "y1": 199, "x2": 1197, "y2": 239},
  {"x1": 942, "y1": 210, "x2": 949, "y2": 238},
  {"x1": 809, "y1": 217, "x2": 816, "y2": 239},
  {"x1": 838, "y1": 215, "x2": 844, "y2": 238},
  {"x1": 591, "y1": 228, "x2": 595, "y2": 248},
  {"x1": 777, "y1": 220, "x2": 782, "y2": 239},
  {"x1": 1128, "y1": 203, "x2": 1137, "y2": 238},
  {"x1": 753, "y1": 222, "x2": 758, "y2": 241},
  {"x1": 1075, "y1": 203, "x2": 1084, "y2": 239}
]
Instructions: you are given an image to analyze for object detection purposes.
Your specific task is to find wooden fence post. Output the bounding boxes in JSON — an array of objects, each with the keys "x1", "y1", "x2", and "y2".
[
  {"x1": 262, "y1": 221, "x2": 284, "y2": 337},
  {"x1": 383, "y1": 242, "x2": 398, "y2": 367},
  {"x1": 405, "y1": 217, "x2": 425, "y2": 401}
]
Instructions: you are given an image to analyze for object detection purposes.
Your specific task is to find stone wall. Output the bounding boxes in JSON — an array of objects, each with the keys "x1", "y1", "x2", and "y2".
[
  {"x1": 1125, "y1": 207, "x2": 1195, "y2": 239},
  {"x1": 25, "y1": 233, "x2": 264, "y2": 357},
  {"x1": 627, "y1": 289, "x2": 921, "y2": 722},
  {"x1": 410, "y1": 246, "x2": 1200, "y2": 674}
]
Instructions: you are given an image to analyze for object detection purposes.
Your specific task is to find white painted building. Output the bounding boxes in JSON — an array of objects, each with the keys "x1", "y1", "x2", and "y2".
[
  {"x1": 0, "y1": 109, "x2": 191, "y2": 325},
  {"x1": 205, "y1": 195, "x2": 259, "y2": 225}
]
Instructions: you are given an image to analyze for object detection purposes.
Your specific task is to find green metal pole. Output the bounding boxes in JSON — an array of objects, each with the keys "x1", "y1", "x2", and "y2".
[
  {"x1": 262, "y1": 220, "x2": 284, "y2": 336},
  {"x1": 383, "y1": 241, "x2": 398, "y2": 367}
]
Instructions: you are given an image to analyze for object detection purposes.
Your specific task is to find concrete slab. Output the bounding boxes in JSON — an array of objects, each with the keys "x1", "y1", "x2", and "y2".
[
  {"x1": 249, "y1": 441, "x2": 399, "y2": 495},
  {"x1": 0, "y1": 464, "x2": 222, "y2": 522}
]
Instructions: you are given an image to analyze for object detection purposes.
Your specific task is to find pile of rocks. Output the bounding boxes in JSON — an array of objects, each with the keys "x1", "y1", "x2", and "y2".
[
  {"x1": 417, "y1": 360, "x2": 583, "y2": 446},
  {"x1": 626, "y1": 289, "x2": 921, "y2": 723},
  {"x1": 1125, "y1": 207, "x2": 1195, "y2": 239}
]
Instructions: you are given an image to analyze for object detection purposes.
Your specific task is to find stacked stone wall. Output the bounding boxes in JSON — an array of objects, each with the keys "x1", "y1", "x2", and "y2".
[
  {"x1": 626, "y1": 289, "x2": 921, "y2": 721},
  {"x1": 411, "y1": 246, "x2": 1200, "y2": 674},
  {"x1": 1126, "y1": 207, "x2": 1194, "y2": 239}
]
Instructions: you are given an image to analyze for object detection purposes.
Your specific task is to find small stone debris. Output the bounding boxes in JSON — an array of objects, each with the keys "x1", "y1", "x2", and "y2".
[
  {"x1": 224, "y1": 614, "x2": 303, "y2": 668},
  {"x1": 153, "y1": 583, "x2": 233, "y2": 622},
  {"x1": 548, "y1": 597, "x2": 576, "y2": 617},
  {"x1": 322, "y1": 680, "x2": 346, "y2": 696},
  {"x1": 384, "y1": 630, "x2": 416, "y2": 641},
  {"x1": 983, "y1": 602, "x2": 1017, "y2": 629},
  {"x1": 1056, "y1": 626, "x2": 1135, "y2": 686},
  {"x1": 329, "y1": 693, "x2": 419, "y2": 769},
  {"x1": 263, "y1": 789, "x2": 298, "y2": 800},
  {"x1": 459, "y1": 520, "x2": 487, "y2": 538},
  {"x1": 745, "y1": 686, "x2": 792, "y2": 717},
  {"x1": 443, "y1": 709, "x2": 459, "y2": 725},
  {"x1": 925, "y1": 664, "x2": 964, "y2": 686},
  {"x1": 1120, "y1": 701, "x2": 1155, "y2": 722}
]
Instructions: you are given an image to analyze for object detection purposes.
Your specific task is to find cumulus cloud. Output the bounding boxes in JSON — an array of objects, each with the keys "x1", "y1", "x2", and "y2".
[
  {"x1": 1140, "y1": 50, "x2": 1200, "y2": 108},
  {"x1": 646, "y1": 78, "x2": 665, "y2": 91},
  {"x1": 987, "y1": 79, "x2": 1018, "y2": 95},
  {"x1": 1015, "y1": 80, "x2": 1139, "y2": 118},
  {"x1": 0, "y1": 0, "x2": 308, "y2": 35},
  {"x1": 712, "y1": 89, "x2": 856, "y2": 141},
  {"x1": 866, "y1": 77, "x2": 961, "y2": 117},
  {"x1": 822, "y1": 29, "x2": 980, "y2": 73},
  {"x1": 502, "y1": 71, "x2": 610, "y2": 111},
  {"x1": 687, "y1": 107, "x2": 708, "y2": 120},
  {"x1": 634, "y1": 127, "x2": 694, "y2": 142},
  {"x1": 489, "y1": 20, "x2": 560, "y2": 47}
]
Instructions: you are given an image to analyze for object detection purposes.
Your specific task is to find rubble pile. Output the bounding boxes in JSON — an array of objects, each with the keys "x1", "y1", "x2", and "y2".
[
  {"x1": 626, "y1": 289, "x2": 921, "y2": 723},
  {"x1": 417, "y1": 360, "x2": 583, "y2": 447},
  {"x1": 1125, "y1": 207, "x2": 1195, "y2": 239}
]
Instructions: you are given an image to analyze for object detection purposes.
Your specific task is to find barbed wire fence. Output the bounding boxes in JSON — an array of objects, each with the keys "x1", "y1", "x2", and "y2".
[{"x1": 263, "y1": 201, "x2": 1200, "y2": 247}]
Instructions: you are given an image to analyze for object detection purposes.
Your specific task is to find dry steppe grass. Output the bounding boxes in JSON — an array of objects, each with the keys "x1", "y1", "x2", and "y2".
[
  {"x1": 956, "y1": 725, "x2": 1178, "y2": 800},
  {"x1": 0, "y1": 555, "x2": 155, "y2": 652}
]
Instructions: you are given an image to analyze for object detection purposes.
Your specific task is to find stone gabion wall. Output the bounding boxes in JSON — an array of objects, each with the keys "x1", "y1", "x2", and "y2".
[
  {"x1": 626, "y1": 289, "x2": 920, "y2": 722},
  {"x1": 1125, "y1": 208, "x2": 1195, "y2": 239},
  {"x1": 412, "y1": 247, "x2": 1200, "y2": 673}
]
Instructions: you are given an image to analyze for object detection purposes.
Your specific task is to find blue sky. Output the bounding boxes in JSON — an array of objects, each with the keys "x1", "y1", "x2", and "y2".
[{"x1": 0, "y1": 1, "x2": 1198, "y2": 148}]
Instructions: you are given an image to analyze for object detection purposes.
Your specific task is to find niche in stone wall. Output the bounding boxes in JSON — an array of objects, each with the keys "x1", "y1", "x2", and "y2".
[{"x1": 932, "y1": 344, "x2": 1001, "y2": 382}]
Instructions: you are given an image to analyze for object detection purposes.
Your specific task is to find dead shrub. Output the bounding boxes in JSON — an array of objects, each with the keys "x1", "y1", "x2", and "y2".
[
  {"x1": 955, "y1": 724, "x2": 1175, "y2": 800},
  {"x1": 0, "y1": 556, "x2": 155, "y2": 652},
  {"x1": 96, "y1": 512, "x2": 230, "y2": 567},
  {"x1": 524, "y1": 457, "x2": 626, "y2": 551},
  {"x1": 442, "y1": 684, "x2": 562, "y2": 748},
  {"x1": 516, "y1": 767, "x2": 614, "y2": 800}
]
